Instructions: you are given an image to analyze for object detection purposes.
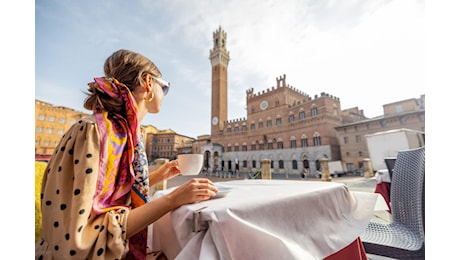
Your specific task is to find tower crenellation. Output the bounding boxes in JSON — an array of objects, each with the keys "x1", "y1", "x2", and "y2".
[
  {"x1": 312, "y1": 92, "x2": 340, "y2": 102},
  {"x1": 225, "y1": 117, "x2": 247, "y2": 124},
  {"x1": 244, "y1": 74, "x2": 343, "y2": 104},
  {"x1": 246, "y1": 74, "x2": 312, "y2": 101},
  {"x1": 276, "y1": 74, "x2": 287, "y2": 88}
]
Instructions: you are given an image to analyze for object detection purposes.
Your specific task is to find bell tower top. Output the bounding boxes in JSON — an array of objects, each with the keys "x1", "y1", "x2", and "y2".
[
  {"x1": 212, "y1": 26, "x2": 227, "y2": 50},
  {"x1": 209, "y1": 26, "x2": 230, "y2": 67}
]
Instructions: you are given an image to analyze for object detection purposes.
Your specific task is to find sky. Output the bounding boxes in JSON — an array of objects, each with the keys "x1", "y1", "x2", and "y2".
[{"x1": 34, "y1": 0, "x2": 425, "y2": 139}]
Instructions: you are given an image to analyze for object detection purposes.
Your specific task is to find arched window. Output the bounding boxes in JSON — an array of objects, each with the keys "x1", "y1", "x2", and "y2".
[
  {"x1": 267, "y1": 139, "x2": 273, "y2": 150},
  {"x1": 301, "y1": 134, "x2": 308, "y2": 147},
  {"x1": 258, "y1": 119, "x2": 264, "y2": 129},
  {"x1": 299, "y1": 108, "x2": 306, "y2": 120},
  {"x1": 277, "y1": 138, "x2": 283, "y2": 149},
  {"x1": 288, "y1": 111, "x2": 295, "y2": 123},
  {"x1": 279, "y1": 160, "x2": 284, "y2": 169},
  {"x1": 290, "y1": 136, "x2": 297, "y2": 148},
  {"x1": 267, "y1": 119, "x2": 272, "y2": 127},
  {"x1": 313, "y1": 132, "x2": 321, "y2": 146},
  {"x1": 311, "y1": 105, "x2": 318, "y2": 117},
  {"x1": 292, "y1": 160, "x2": 298, "y2": 170},
  {"x1": 276, "y1": 115, "x2": 282, "y2": 126},
  {"x1": 258, "y1": 140, "x2": 264, "y2": 150}
]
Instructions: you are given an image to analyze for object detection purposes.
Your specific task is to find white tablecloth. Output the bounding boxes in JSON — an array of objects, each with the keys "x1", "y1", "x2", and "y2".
[{"x1": 148, "y1": 180, "x2": 378, "y2": 260}]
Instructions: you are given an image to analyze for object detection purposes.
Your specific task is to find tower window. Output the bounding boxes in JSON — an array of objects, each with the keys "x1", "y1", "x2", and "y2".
[
  {"x1": 299, "y1": 111, "x2": 306, "y2": 120},
  {"x1": 268, "y1": 143, "x2": 273, "y2": 150},
  {"x1": 313, "y1": 136, "x2": 321, "y2": 146},
  {"x1": 277, "y1": 141, "x2": 283, "y2": 149},
  {"x1": 301, "y1": 138, "x2": 308, "y2": 147},
  {"x1": 311, "y1": 107, "x2": 318, "y2": 117}
]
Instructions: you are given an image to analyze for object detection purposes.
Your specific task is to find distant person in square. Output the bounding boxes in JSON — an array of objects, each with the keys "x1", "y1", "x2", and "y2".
[
  {"x1": 36, "y1": 49, "x2": 218, "y2": 260},
  {"x1": 302, "y1": 167, "x2": 308, "y2": 179}
]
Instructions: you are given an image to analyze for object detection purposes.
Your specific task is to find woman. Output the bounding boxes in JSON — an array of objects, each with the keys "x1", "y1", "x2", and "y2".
[{"x1": 35, "y1": 49, "x2": 218, "y2": 259}]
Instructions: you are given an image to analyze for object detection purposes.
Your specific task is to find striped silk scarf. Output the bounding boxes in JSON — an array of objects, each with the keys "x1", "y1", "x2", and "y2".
[{"x1": 88, "y1": 77, "x2": 150, "y2": 259}]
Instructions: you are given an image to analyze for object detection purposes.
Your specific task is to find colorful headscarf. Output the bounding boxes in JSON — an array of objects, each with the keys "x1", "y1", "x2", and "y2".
[{"x1": 88, "y1": 77, "x2": 150, "y2": 259}]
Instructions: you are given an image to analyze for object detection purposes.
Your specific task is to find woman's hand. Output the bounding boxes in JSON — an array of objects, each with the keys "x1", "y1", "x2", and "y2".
[
  {"x1": 149, "y1": 160, "x2": 181, "y2": 185},
  {"x1": 166, "y1": 178, "x2": 218, "y2": 209}
]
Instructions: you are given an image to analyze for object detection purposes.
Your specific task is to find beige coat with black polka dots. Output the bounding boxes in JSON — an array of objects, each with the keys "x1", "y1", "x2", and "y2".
[{"x1": 36, "y1": 116, "x2": 130, "y2": 259}]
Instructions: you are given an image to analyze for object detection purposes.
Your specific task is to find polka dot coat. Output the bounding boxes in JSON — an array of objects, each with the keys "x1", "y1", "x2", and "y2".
[{"x1": 36, "y1": 117, "x2": 130, "y2": 259}]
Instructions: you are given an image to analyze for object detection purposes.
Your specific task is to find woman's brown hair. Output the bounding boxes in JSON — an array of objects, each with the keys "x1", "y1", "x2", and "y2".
[{"x1": 84, "y1": 49, "x2": 161, "y2": 113}]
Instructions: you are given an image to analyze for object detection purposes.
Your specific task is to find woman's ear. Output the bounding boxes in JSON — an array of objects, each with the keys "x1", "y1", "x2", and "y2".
[
  {"x1": 142, "y1": 74, "x2": 154, "y2": 102},
  {"x1": 145, "y1": 74, "x2": 152, "y2": 91}
]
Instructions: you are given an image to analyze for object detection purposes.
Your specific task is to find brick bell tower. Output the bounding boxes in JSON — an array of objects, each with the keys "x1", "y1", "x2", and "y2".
[{"x1": 209, "y1": 26, "x2": 230, "y2": 136}]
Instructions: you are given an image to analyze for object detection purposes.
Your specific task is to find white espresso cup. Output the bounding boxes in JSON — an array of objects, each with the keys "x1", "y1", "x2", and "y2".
[{"x1": 177, "y1": 154, "x2": 204, "y2": 175}]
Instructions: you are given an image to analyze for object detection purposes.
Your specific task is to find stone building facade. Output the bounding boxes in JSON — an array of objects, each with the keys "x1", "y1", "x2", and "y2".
[
  {"x1": 142, "y1": 126, "x2": 195, "y2": 162},
  {"x1": 35, "y1": 99, "x2": 90, "y2": 159},
  {"x1": 335, "y1": 95, "x2": 425, "y2": 172}
]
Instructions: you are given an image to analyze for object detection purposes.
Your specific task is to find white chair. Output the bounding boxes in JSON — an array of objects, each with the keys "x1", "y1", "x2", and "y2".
[{"x1": 361, "y1": 146, "x2": 425, "y2": 259}]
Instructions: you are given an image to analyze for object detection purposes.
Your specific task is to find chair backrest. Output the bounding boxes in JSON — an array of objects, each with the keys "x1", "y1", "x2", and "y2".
[
  {"x1": 390, "y1": 146, "x2": 425, "y2": 237},
  {"x1": 384, "y1": 157, "x2": 397, "y2": 180}
]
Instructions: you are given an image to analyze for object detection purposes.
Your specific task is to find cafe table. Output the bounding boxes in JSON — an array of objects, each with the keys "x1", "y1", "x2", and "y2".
[{"x1": 147, "y1": 179, "x2": 380, "y2": 260}]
